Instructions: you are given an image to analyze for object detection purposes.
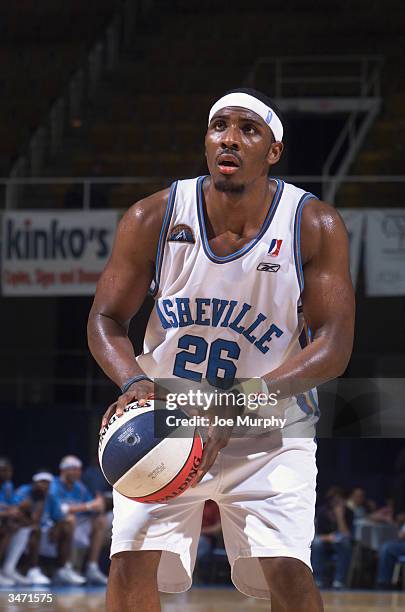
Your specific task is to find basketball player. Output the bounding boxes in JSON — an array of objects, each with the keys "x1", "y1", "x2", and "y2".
[{"x1": 88, "y1": 89, "x2": 355, "y2": 611}]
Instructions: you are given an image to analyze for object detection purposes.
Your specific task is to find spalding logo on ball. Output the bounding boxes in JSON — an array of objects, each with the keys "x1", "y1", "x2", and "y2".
[{"x1": 99, "y1": 400, "x2": 203, "y2": 503}]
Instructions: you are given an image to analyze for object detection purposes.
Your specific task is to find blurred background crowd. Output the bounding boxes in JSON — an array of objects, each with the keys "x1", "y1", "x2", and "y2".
[
  {"x1": 0, "y1": 455, "x2": 110, "y2": 587},
  {"x1": 2, "y1": 449, "x2": 405, "y2": 590}
]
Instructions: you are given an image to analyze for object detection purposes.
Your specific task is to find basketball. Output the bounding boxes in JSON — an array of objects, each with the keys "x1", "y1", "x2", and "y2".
[{"x1": 98, "y1": 400, "x2": 203, "y2": 503}]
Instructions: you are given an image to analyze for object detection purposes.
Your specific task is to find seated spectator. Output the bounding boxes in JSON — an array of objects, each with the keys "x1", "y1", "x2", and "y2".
[
  {"x1": 393, "y1": 448, "x2": 405, "y2": 519},
  {"x1": 346, "y1": 487, "x2": 376, "y2": 519},
  {"x1": 0, "y1": 457, "x2": 31, "y2": 586},
  {"x1": 15, "y1": 471, "x2": 81, "y2": 585},
  {"x1": 311, "y1": 486, "x2": 354, "y2": 589},
  {"x1": 196, "y1": 500, "x2": 222, "y2": 562},
  {"x1": 375, "y1": 520, "x2": 405, "y2": 589},
  {"x1": 50, "y1": 455, "x2": 108, "y2": 585},
  {"x1": 369, "y1": 498, "x2": 395, "y2": 525}
]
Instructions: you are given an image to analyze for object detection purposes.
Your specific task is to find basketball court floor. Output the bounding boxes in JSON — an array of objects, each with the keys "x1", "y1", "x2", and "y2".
[{"x1": 0, "y1": 587, "x2": 404, "y2": 611}]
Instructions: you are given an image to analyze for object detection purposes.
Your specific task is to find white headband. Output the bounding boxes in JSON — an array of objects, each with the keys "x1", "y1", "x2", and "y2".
[
  {"x1": 208, "y1": 93, "x2": 283, "y2": 142},
  {"x1": 60, "y1": 456, "x2": 82, "y2": 470},
  {"x1": 33, "y1": 472, "x2": 53, "y2": 483}
]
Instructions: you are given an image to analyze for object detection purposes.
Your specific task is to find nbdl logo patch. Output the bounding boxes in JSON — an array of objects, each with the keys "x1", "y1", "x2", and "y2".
[{"x1": 268, "y1": 238, "x2": 283, "y2": 257}]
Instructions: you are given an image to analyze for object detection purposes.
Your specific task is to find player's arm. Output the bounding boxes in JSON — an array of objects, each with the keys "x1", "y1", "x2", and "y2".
[
  {"x1": 87, "y1": 189, "x2": 169, "y2": 427},
  {"x1": 263, "y1": 199, "x2": 355, "y2": 397},
  {"x1": 193, "y1": 200, "x2": 354, "y2": 488}
]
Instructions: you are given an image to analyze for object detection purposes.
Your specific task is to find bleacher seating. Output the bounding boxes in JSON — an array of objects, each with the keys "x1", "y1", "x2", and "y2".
[
  {"x1": 0, "y1": 0, "x2": 121, "y2": 175},
  {"x1": 13, "y1": 0, "x2": 405, "y2": 208}
]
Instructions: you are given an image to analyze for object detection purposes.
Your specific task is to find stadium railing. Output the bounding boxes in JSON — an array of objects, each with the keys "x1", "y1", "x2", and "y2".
[{"x1": 1, "y1": 175, "x2": 404, "y2": 210}]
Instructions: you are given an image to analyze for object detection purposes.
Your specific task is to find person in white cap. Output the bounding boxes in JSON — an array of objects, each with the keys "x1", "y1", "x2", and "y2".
[
  {"x1": 12, "y1": 471, "x2": 74, "y2": 585},
  {"x1": 88, "y1": 88, "x2": 355, "y2": 611},
  {"x1": 49, "y1": 455, "x2": 108, "y2": 585}
]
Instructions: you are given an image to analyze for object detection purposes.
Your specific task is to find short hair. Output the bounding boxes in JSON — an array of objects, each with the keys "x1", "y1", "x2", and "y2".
[{"x1": 223, "y1": 87, "x2": 284, "y2": 142}]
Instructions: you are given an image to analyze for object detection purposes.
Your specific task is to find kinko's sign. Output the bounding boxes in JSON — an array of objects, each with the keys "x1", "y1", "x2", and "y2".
[{"x1": 1, "y1": 210, "x2": 118, "y2": 296}]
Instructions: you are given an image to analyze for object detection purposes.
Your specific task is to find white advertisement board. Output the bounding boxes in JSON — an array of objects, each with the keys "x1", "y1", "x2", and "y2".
[
  {"x1": 1, "y1": 210, "x2": 118, "y2": 296},
  {"x1": 365, "y1": 209, "x2": 405, "y2": 296}
]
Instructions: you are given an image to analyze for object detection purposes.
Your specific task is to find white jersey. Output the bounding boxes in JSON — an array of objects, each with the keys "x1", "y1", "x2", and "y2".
[{"x1": 137, "y1": 176, "x2": 319, "y2": 435}]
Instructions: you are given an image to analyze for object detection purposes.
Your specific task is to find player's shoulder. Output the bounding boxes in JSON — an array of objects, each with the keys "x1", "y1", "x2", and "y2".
[
  {"x1": 299, "y1": 196, "x2": 349, "y2": 263},
  {"x1": 117, "y1": 177, "x2": 198, "y2": 242},
  {"x1": 124, "y1": 177, "x2": 197, "y2": 220},
  {"x1": 281, "y1": 181, "x2": 343, "y2": 233},
  {"x1": 300, "y1": 196, "x2": 347, "y2": 237},
  {"x1": 123, "y1": 186, "x2": 171, "y2": 230}
]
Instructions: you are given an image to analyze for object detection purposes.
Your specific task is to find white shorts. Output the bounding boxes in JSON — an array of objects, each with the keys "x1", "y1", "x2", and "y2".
[{"x1": 110, "y1": 434, "x2": 317, "y2": 600}]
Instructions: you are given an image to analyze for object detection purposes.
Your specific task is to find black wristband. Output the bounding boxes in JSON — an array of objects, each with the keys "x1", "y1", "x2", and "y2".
[{"x1": 121, "y1": 374, "x2": 153, "y2": 394}]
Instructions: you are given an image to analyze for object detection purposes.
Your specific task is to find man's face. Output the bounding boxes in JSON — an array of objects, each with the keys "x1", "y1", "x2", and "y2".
[
  {"x1": 62, "y1": 467, "x2": 81, "y2": 482},
  {"x1": 205, "y1": 107, "x2": 283, "y2": 193},
  {"x1": 33, "y1": 480, "x2": 50, "y2": 497},
  {"x1": 0, "y1": 464, "x2": 12, "y2": 482}
]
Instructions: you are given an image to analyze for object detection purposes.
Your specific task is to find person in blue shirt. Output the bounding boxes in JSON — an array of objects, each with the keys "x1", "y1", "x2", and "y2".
[
  {"x1": 14, "y1": 471, "x2": 85, "y2": 585},
  {"x1": 0, "y1": 457, "x2": 31, "y2": 587},
  {"x1": 50, "y1": 455, "x2": 108, "y2": 585}
]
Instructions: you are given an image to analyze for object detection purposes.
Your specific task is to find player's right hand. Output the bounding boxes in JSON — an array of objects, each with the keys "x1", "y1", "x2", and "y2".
[{"x1": 100, "y1": 379, "x2": 155, "y2": 432}]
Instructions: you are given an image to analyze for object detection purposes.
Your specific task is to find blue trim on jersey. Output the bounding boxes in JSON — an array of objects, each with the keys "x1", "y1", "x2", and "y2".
[
  {"x1": 293, "y1": 192, "x2": 317, "y2": 293},
  {"x1": 309, "y1": 387, "x2": 320, "y2": 416},
  {"x1": 293, "y1": 193, "x2": 320, "y2": 417},
  {"x1": 149, "y1": 181, "x2": 178, "y2": 298},
  {"x1": 296, "y1": 393, "x2": 313, "y2": 415},
  {"x1": 196, "y1": 176, "x2": 284, "y2": 264}
]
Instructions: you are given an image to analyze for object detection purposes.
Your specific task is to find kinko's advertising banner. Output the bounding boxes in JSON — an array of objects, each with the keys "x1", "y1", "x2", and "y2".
[
  {"x1": 1, "y1": 210, "x2": 119, "y2": 296},
  {"x1": 365, "y1": 208, "x2": 405, "y2": 296},
  {"x1": 338, "y1": 209, "x2": 364, "y2": 289}
]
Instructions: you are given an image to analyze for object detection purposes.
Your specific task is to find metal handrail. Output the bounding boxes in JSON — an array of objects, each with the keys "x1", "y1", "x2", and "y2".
[
  {"x1": 246, "y1": 54, "x2": 383, "y2": 98},
  {"x1": 1, "y1": 174, "x2": 404, "y2": 210},
  {"x1": 246, "y1": 54, "x2": 384, "y2": 202}
]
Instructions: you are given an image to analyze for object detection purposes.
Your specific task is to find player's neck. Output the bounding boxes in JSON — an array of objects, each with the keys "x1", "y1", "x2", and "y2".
[{"x1": 203, "y1": 176, "x2": 276, "y2": 236}]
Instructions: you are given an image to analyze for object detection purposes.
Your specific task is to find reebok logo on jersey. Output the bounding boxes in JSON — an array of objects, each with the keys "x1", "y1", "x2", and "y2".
[
  {"x1": 168, "y1": 224, "x2": 195, "y2": 244},
  {"x1": 257, "y1": 262, "x2": 280, "y2": 273},
  {"x1": 268, "y1": 238, "x2": 283, "y2": 257}
]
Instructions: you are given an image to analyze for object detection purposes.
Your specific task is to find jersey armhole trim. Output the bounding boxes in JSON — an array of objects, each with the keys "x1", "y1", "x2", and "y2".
[
  {"x1": 149, "y1": 181, "x2": 178, "y2": 298},
  {"x1": 293, "y1": 192, "x2": 318, "y2": 294}
]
